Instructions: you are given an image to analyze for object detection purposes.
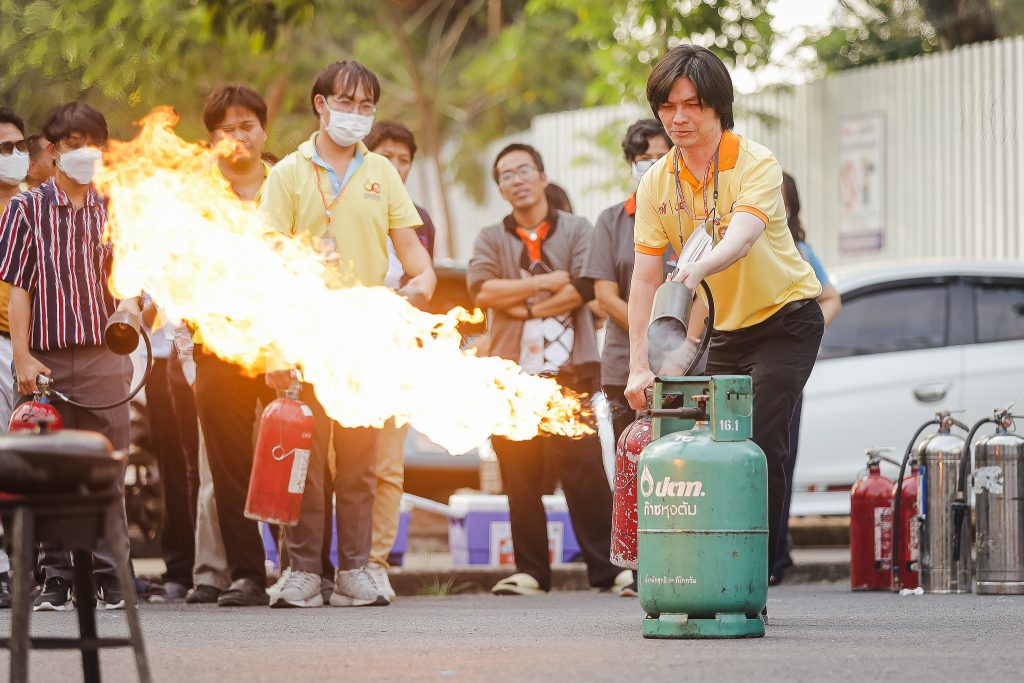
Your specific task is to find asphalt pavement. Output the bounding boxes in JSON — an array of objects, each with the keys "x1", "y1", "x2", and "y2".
[{"x1": 2, "y1": 583, "x2": 1021, "y2": 682}]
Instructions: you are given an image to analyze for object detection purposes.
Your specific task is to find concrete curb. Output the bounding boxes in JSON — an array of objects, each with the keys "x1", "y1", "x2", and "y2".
[{"x1": 389, "y1": 560, "x2": 850, "y2": 596}]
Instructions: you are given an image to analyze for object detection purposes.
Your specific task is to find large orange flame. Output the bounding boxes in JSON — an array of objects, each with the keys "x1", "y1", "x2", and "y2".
[{"x1": 94, "y1": 108, "x2": 591, "y2": 454}]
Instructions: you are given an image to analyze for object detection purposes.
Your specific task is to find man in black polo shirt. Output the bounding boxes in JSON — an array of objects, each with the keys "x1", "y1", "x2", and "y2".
[{"x1": 0, "y1": 102, "x2": 137, "y2": 611}]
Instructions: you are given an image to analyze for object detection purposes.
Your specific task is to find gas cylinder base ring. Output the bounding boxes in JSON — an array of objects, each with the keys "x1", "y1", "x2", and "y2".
[{"x1": 642, "y1": 613, "x2": 765, "y2": 639}]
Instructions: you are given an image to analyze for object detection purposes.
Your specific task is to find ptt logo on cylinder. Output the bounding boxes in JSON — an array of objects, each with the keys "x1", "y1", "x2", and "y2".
[{"x1": 639, "y1": 464, "x2": 707, "y2": 499}]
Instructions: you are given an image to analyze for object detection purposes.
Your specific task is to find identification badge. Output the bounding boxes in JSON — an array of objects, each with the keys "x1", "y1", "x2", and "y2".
[{"x1": 318, "y1": 234, "x2": 340, "y2": 266}]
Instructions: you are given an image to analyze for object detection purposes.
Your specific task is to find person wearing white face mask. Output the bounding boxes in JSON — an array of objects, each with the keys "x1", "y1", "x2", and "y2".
[
  {"x1": 583, "y1": 120, "x2": 676, "y2": 444},
  {"x1": 0, "y1": 102, "x2": 139, "y2": 612},
  {"x1": 260, "y1": 60, "x2": 436, "y2": 610},
  {"x1": 0, "y1": 106, "x2": 31, "y2": 611}
]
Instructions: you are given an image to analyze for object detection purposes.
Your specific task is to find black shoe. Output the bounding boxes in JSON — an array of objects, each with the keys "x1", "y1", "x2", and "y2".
[
  {"x1": 0, "y1": 572, "x2": 11, "y2": 609},
  {"x1": 218, "y1": 578, "x2": 269, "y2": 607},
  {"x1": 33, "y1": 577, "x2": 73, "y2": 612},
  {"x1": 186, "y1": 584, "x2": 222, "y2": 604},
  {"x1": 96, "y1": 577, "x2": 125, "y2": 611}
]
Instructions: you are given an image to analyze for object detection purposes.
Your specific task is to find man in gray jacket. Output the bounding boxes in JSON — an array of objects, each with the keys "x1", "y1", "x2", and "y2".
[{"x1": 468, "y1": 144, "x2": 626, "y2": 596}]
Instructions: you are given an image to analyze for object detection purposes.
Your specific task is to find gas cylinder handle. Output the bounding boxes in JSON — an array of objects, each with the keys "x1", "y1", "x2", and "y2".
[
  {"x1": 34, "y1": 374, "x2": 52, "y2": 395},
  {"x1": 865, "y1": 447, "x2": 900, "y2": 468},
  {"x1": 934, "y1": 410, "x2": 969, "y2": 432},
  {"x1": 990, "y1": 399, "x2": 1020, "y2": 430}
]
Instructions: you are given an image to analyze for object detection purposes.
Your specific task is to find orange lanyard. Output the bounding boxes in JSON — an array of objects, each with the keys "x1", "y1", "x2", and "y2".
[
  {"x1": 515, "y1": 221, "x2": 550, "y2": 263},
  {"x1": 312, "y1": 160, "x2": 351, "y2": 225}
]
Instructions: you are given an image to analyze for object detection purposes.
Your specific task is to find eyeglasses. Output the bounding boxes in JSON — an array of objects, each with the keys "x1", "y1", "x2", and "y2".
[
  {"x1": 327, "y1": 95, "x2": 377, "y2": 117},
  {"x1": 0, "y1": 140, "x2": 29, "y2": 156},
  {"x1": 498, "y1": 164, "x2": 539, "y2": 186}
]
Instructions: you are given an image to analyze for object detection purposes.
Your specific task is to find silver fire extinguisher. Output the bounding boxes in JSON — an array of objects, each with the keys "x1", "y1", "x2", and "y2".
[
  {"x1": 959, "y1": 401, "x2": 1024, "y2": 595},
  {"x1": 914, "y1": 414, "x2": 973, "y2": 594}
]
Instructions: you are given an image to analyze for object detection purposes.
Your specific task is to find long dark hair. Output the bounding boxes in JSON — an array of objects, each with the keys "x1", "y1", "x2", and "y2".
[
  {"x1": 781, "y1": 172, "x2": 805, "y2": 243},
  {"x1": 647, "y1": 45, "x2": 735, "y2": 130}
]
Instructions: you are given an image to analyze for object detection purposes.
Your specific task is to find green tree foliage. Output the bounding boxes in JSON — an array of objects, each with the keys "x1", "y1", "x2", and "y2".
[
  {"x1": 808, "y1": 0, "x2": 1021, "y2": 73},
  {"x1": 530, "y1": 0, "x2": 776, "y2": 105},
  {"x1": 1, "y1": 0, "x2": 780, "y2": 252}
]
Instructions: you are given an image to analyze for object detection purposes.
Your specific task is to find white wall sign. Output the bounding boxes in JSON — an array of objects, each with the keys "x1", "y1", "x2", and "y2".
[{"x1": 838, "y1": 113, "x2": 886, "y2": 252}]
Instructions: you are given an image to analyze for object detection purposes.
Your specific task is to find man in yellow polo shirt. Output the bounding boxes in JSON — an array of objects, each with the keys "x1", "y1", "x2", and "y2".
[
  {"x1": 260, "y1": 60, "x2": 435, "y2": 609},
  {"x1": 625, "y1": 45, "x2": 824, "y2": 590}
]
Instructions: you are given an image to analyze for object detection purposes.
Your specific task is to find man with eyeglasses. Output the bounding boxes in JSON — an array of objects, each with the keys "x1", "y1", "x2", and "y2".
[
  {"x1": 261, "y1": 60, "x2": 436, "y2": 609},
  {"x1": 0, "y1": 106, "x2": 31, "y2": 609},
  {"x1": 467, "y1": 143, "x2": 628, "y2": 597},
  {"x1": 0, "y1": 102, "x2": 139, "y2": 612},
  {"x1": 183, "y1": 84, "x2": 274, "y2": 607},
  {"x1": 0, "y1": 108, "x2": 29, "y2": 432}
]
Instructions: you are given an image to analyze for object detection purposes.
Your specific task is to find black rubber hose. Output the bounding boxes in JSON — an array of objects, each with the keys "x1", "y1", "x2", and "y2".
[
  {"x1": 53, "y1": 327, "x2": 153, "y2": 411},
  {"x1": 957, "y1": 417, "x2": 996, "y2": 500},
  {"x1": 891, "y1": 418, "x2": 940, "y2": 588},
  {"x1": 683, "y1": 280, "x2": 715, "y2": 377},
  {"x1": 950, "y1": 416, "x2": 996, "y2": 562}
]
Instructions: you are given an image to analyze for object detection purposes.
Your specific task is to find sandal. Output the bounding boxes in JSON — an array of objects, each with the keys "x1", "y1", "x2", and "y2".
[{"x1": 491, "y1": 573, "x2": 547, "y2": 596}]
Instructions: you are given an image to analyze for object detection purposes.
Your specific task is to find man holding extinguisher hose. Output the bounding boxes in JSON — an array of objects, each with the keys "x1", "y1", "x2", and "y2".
[{"x1": 624, "y1": 45, "x2": 824, "y2": 588}]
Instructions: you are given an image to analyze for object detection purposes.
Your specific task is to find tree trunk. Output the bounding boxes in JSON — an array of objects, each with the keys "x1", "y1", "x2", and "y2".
[
  {"x1": 380, "y1": 5, "x2": 458, "y2": 259},
  {"x1": 488, "y1": 0, "x2": 502, "y2": 37}
]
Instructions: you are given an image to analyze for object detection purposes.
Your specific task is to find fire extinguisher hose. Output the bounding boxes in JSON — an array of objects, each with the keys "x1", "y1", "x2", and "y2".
[
  {"x1": 683, "y1": 281, "x2": 715, "y2": 377},
  {"x1": 48, "y1": 327, "x2": 154, "y2": 411},
  {"x1": 890, "y1": 417, "x2": 940, "y2": 588},
  {"x1": 950, "y1": 416, "x2": 997, "y2": 562}
]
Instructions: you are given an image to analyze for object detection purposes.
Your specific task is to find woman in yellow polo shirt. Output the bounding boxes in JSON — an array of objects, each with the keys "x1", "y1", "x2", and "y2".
[{"x1": 625, "y1": 45, "x2": 825, "y2": 586}]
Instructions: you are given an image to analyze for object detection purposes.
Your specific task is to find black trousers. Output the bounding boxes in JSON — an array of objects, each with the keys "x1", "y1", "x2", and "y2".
[
  {"x1": 146, "y1": 356, "x2": 199, "y2": 586},
  {"x1": 194, "y1": 353, "x2": 274, "y2": 584},
  {"x1": 773, "y1": 393, "x2": 803, "y2": 578},
  {"x1": 492, "y1": 373, "x2": 618, "y2": 592},
  {"x1": 703, "y1": 300, "x2": 823, "y2": 577}
]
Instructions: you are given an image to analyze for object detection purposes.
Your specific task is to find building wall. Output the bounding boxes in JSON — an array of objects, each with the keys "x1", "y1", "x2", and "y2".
[{"x1": 441, "y1": 35, "x2": 1024, "y2": 268}]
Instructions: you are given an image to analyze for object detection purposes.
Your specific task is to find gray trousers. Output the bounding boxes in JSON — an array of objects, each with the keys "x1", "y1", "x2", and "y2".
[
  {"x1": 19, "y1": 345, "x2": 132, "y2": 581},
  {"x1": 283, "y1": 385, "x2": 377, "y2": 573},
  {"x1": 191, "y1": 418, "x2": 230, "y2": 589}
]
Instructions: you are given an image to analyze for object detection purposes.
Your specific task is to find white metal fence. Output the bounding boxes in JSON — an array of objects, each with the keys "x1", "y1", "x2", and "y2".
[{"x1": 437, "y1": 35, "x2": 1024, "y2": 268}]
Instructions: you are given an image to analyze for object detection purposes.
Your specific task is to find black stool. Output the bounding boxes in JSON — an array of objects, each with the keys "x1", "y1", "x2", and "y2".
[{"x1": 0, "y1": 430, "x2": 151, "y2": 683}]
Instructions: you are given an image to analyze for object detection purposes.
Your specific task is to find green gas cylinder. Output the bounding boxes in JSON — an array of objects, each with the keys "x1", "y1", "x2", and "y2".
[{"x1": 637, "y1": 376, "x2": 767, "y2": 639}]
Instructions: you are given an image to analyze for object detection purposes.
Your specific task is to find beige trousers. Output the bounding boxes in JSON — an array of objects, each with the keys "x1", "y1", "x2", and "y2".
[{"x1": 370, "y1": 419, "x2": 408, "y2": 567}]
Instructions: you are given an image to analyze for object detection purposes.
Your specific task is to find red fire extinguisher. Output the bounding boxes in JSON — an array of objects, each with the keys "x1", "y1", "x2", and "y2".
[
  {"x1": 611, "y1": 415, "x2": 653, "y2": 569},
  {"x1": 850, "y1": 449, "x2": 894, "y2": 591},
  {"x1": 245, "y1": 382, "x2": 314, "y2": 527},
  {"x1": 9, "y1": 375, "x2": 64, "y2": 433},
  {"x1": 894, "y1": 463, "x2": 921, "y2": 590}
]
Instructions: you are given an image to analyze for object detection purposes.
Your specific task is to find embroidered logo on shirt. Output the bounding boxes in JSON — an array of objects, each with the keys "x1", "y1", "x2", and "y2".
[{"x1": 363, "y1": 180, "x2": 383, "y2": 200}]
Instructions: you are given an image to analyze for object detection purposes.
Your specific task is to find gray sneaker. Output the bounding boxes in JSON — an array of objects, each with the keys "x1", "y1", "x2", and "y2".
[
  {"x1": 367, "y1": 562, "x2": 396, "y2": 601},
  {"x1": 330, "y1": 567, "x2": 389, "y2": 607},
  {"x1": 270, "y1": 570, "x2": 323, "y2": 608}
]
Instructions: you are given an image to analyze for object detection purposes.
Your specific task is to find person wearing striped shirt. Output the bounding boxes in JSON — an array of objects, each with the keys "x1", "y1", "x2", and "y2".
[{"x1": 0, "y1": 102, "x2": 138, "y2": 612}]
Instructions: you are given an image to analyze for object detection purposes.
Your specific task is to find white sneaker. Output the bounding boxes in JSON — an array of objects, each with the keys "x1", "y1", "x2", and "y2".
[
  {"x1": 367, "y1": 562, "x2": 396, "y2": 601},
  {"x1": 330, "y1": 567, "x2": 389, "y2": 607},
  {"x1": 270, "y1": 570, "x2": 323, "y2": 608},
  {"x1": 267, "y1": 567, "x2": 291, "y2": 603}
]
